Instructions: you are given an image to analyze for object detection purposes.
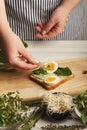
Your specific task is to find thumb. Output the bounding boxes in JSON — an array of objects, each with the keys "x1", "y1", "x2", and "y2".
[{"x1": 42, "y1": 19, "x2": 55, "y2": 35}]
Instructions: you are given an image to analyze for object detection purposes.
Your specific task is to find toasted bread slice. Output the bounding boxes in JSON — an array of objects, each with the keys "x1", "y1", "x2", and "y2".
[
  {"x1": 29, "y1": 74, "x2": 74, "y2": 90},
  {"x1": 29, "y1": 61, "x2": 74, "y2": 90}
]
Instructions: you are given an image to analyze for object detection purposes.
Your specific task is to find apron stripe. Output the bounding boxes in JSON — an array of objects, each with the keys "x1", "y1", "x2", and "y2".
[{"x1": 5, "y1": 0, "x2": 84, "y2": 40}]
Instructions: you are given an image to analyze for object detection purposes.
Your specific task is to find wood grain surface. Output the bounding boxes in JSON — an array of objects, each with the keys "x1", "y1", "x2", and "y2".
[{"x1": 0, "y1": 58, "x2": 87, "y2": 101}]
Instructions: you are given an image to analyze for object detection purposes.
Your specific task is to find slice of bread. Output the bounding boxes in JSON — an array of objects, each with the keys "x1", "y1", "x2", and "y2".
[
  {"x1": 29, "y1": 73, "x2": 74, "y2": 90},
  {"x1": 29, "y1": 61, "x2": 74, "y2": 90}
]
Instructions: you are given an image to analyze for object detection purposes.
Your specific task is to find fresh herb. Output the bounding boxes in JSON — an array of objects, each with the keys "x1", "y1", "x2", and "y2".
[
  {"x1": 33, "y1": 66, "x2": 72, "y2": 76},
  {"x1": 54, "y1": 67, "x2": 72, "y2": 76},
  {"x1": 33, "y1": 68, "x2": 47, "y2": 75},
  {"x1": 74, "y1": 90, "x2": 87, "y2": 125},
  {"x1": 0, "y1": 64, "x2": 16, "y2": 72},
  {"x1": 21, "y1": 39, "x2": 28, "y2": 48},
  {"x1": 0, "y1": 91, "x2": 29, "y2": 127},
  {"x1": 0, "y1": 49, "x2": 3, "y2": 62},
  {"x1": 41, "y1": 124, "x2": 87, "y2": 130},
  {"x1": 23, "y1": 100, "x2": 42, "y2": 107},
  {"x1": 44, "y1": 65, "x2": 51, "y2": 71},
  {"x1": 16, "y1": 107, "x2": 44, "y2": 130}
]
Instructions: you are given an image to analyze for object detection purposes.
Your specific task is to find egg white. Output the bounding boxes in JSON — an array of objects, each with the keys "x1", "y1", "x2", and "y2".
[
  {"x1": 44, "y1": 61, "x2": 58, "y2": 73},
  {"x1": 44, "y1": 74, "x2": 60, "y2": 85}
]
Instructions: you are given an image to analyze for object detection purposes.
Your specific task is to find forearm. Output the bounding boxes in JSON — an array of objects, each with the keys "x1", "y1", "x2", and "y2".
[
  {"x1": 60, "y1": 0, "x2": 81, "y2": 13},
  {"x1": 0, "y1": 0, "x2": 10, "y2": 36}
]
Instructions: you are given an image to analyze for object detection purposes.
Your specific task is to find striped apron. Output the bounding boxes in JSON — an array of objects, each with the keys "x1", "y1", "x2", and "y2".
[{"x1": 5, "y1": 0, "x2": 85, "y2": 40}]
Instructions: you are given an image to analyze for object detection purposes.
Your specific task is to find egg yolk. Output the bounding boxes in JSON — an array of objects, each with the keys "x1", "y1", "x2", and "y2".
[
  {"x1": 47, "y1": 63, "x2": 55, "y2": 71},
  {"x1": 45, "y1": 77, "x2": 56, "y2": 82}
]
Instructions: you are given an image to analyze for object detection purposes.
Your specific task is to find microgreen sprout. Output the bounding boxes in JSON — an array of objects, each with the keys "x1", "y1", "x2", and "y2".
[{"x1": 0, "y1": 91, "x2": 29, "y2": 127}]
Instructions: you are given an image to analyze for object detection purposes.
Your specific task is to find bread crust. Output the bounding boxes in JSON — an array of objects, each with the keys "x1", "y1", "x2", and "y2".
[{"x1": 29, "y1": 74, "x2": 74, "y2": 90}]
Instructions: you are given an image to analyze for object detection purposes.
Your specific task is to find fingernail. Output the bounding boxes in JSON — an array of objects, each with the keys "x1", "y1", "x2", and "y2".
[
  {"x1": 42, "y1": 30, "x2": 46, "y2": 35},
  {"x1": 34, "y1": 59, "x2": 39, "y2": 63}
]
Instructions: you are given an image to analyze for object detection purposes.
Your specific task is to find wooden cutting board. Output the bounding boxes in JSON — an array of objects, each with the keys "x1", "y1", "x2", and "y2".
[{"x1": 0, "y1": 58, "x2": 87, "y2": 101}]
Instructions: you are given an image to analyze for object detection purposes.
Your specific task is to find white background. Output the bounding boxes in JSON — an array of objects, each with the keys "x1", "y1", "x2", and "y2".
[{"x1": 27, "y1": 41, "x2": 87, "y2": 62}]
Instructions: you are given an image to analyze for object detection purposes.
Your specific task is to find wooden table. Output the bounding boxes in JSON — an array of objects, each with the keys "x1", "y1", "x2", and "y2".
[{"x1": 0, "y1": 58, "x2": 87, "y2": 101}]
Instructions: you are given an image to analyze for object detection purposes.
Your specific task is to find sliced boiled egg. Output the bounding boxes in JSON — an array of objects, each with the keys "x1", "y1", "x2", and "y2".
[
  {"x1": 44, "y1": 75, "x2": 60, "y2": 85},
  {"x1": 44, "y1": 61, "x2": 58, "y2": 73}
]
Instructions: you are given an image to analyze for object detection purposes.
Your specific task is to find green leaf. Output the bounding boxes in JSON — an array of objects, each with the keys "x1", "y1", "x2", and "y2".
[
  {"x1": 21, "y1": 40, "x2": 28, "y2": 48},
  {"x1": 16, "y1": 108, "x2": 44, "y2": 130},
  {"x1": 81, "y1": 113, "x2": 87, "y2": 125},
  {"x1": 74, "y1": 90, "x2": 87, "y2": 125},
  {"x1": 0, "y1": 66, "x2": 16, "y2": 72},
  {"x1": 0, "y1": 91, "x2": 29, "y2": 127},
  {"x1": 54, "y1": 67, "x2": 72, "y2": 76},
  {"x1": 23, "y1": 100, "x2": 42, "y2": 107},
  {"x1": 33, "y1": 68, "x2": 47, "y2": 75}
]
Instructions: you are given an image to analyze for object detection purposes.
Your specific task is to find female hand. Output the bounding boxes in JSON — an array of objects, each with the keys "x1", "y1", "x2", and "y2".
[
  {"x1": 35, "y1": 6, "x2": 70, "y2": 39},
  {"x1": 0, "y1": 29, "x2": 39, "y2": 70}
]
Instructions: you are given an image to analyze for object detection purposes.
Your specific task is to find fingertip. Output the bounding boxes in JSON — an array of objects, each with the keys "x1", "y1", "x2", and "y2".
[
  {"x1": 35, "y1": 33, "x2": 41, "y2": 38},
  {"x1": 14, "y1": 59, "x2": 39, "y2": 70},
  {"x1": 28, "y1": 56, "x2": 40, "y2": 65},
  {"x1": 35, "y1": 34, "x2": 43, "y2": 39},
  {"x1": 23, "y1": 63, "x2": 39, "y2": 70},
  {"x1": 20, "y1": 49, "x2": 39, "y2": 64},
  {"x1": 42, "y1": 30, "x2": 46, "y2": 35},
  {"x1": 35, "y1": 26, "x2": 42, "y2": 32},
  {"x1": 38, "y1": 21, "x2": 44, "y2": 27},
  {"x1": 33, "y1": 59, "x2": 39, "y2": 64}
]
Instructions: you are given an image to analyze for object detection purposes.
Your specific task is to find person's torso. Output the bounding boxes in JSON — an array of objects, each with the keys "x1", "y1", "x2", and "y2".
[{"x1": 5, "y1": 0, "x2": 84, "y2": 40}]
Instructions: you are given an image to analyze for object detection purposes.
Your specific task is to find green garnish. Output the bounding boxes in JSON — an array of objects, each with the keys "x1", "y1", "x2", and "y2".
[
  {"x1": 0, "y1": 49, "x2": 3, "y2": 62},
  {"x1": 16, "y1": 107, "x2": 44, "y2": 130},
  {"x1": 0, "y1": 91, "x2": 29, "y2": 127},
  {"x1": 74, "y1": 90, "x2": 87, "y2": 125},
  {"x1": 44, "y1": 64, "x2": 50, "y2": 71},
  {"x1": 0, "y1": 64, "x2": 16, "y2": 72},
  {"x1": 54, "y1": 67, "x2": 72, "y2": 76},
  {"x1": 33, "y1": 66, "x2": 72, "y2": 76},
  {"x1": 23, "y1": 100, "x2": 42, "y2": 107},
  {"x1": 33, "y1": 68, "x2": 47, "y2": 75},
  {"x1": 21, "y1": 39, "x2": 28, "y2": 48}
]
